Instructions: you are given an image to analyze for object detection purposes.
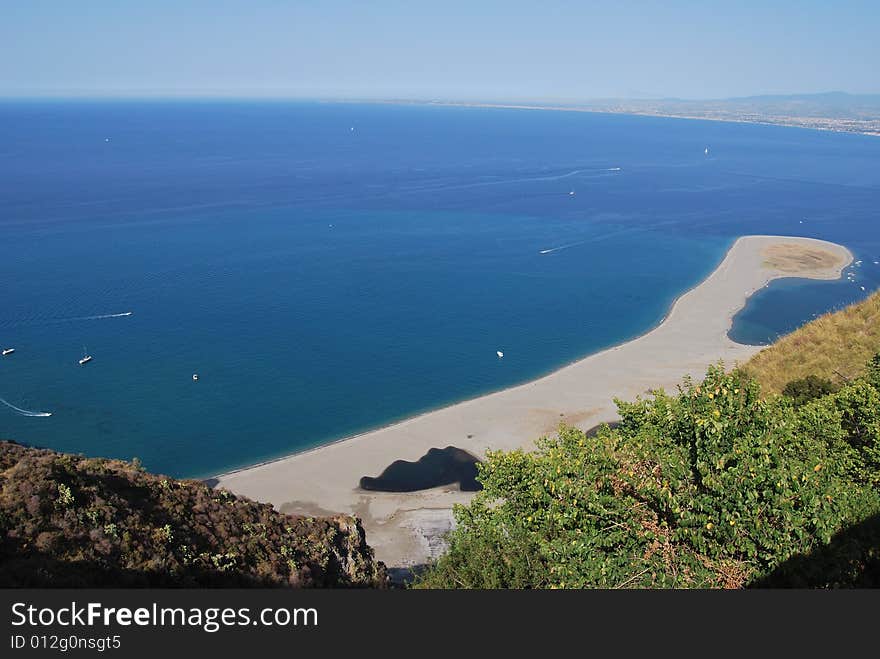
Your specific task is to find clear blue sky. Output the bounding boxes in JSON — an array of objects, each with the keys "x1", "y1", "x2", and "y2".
[{"x1": 1, "y1": 0, "x2": 877, "y2": 100}]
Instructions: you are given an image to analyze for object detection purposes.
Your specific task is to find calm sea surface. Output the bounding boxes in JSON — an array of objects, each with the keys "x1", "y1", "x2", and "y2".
[{"x1": 1, "y1": 101, "x2": 878, "y2": 477}]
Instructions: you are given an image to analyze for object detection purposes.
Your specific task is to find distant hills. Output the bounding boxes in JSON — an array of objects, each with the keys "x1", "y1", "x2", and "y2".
[
  {"x1": 660, "y1": 92, "x2": 880, "y2": 106},
  {"x1": 628, "y1": 91, "x2": 880, "y2": 120},
  {"x1": 561, "y1": 92, "x2": 880, "y2": 133}
]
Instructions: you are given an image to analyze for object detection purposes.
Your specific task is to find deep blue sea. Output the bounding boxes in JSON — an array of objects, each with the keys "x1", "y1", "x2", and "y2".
[{"x1": 1, "y1": 101, "x2": 878, "y2": 478}]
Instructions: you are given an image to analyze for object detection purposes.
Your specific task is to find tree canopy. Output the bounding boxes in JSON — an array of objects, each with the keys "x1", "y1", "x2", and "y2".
[{"x1": 417, "y1": 360, "x2": 880, "y2": 588}]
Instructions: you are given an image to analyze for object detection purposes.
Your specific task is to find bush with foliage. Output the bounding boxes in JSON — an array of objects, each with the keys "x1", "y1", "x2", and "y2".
[
  {"x1": 417, "y1": 360, "x2": 880, "y2": 589},
  {"x1": 0, "y1": 442, "x2": 387, "y2": 587},
  {"x1": 782, "y1": 374, "x2": 838, "y2": 406}
]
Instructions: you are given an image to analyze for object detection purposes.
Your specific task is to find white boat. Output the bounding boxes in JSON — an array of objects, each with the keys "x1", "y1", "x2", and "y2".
[
  {"x1": 704, "y1": 147, "x2": 709, "y2": 155},
  {"x1": 568, "y1": 190, "x2": 575, "y2": 196},
  {"x1": 496, "y1": 350, "x2": 504, "y2": 358},
  {"x1": 79, "y1": 347, "x2": 92, "y2": 365},
  {"x1": 2, "y1": 348, "x2": 14, "y2": 356},
  {"x1": 192, "y1": 373, "x2": 199, "y2": 381}
]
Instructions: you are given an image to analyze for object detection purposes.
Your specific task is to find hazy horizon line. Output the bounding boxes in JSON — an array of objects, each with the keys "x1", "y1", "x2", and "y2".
[{"x1": 2, "y1": 90, "x2": 880, "y2": 104}]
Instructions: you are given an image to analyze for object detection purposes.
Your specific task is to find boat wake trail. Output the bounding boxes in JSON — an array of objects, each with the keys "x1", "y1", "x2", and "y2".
[
  {"x1": 0, "y1": 311, "x2": 133, "y2": 330},
  {"x1": 539, "y1": 241, "x2": 589, "y2": 255},
  {"x1": 396, "y1": 167, "x2": 621, "y2": 196},
  {"x1": 63, "y1": 311, "x2": 133, "y2": 322},
  {"x1": 538, "y1": 224, "x2": 651, "y2": 256},
  {"x1": 0, "y1": 397, "x2": 52, "y2": 417}
]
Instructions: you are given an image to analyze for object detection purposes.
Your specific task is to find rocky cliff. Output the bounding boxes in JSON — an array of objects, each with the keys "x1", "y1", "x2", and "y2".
[{"x1": 0, "y1": 441, "x2": 387, "y2": 587}]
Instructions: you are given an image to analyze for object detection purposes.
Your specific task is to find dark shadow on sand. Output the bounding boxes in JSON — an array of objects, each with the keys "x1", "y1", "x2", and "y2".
[{"x1": 360, "y1": 446, "x2": 483, "y2": 493}]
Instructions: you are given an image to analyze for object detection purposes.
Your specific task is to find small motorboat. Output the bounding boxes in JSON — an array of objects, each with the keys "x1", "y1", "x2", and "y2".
[
  {"x1": 79, "y1": 346, "x2": 92, "y2": 365},
  {"x1": 2, "y1": 348, "x2": 14, "y2": 356},
  {"x1": 496, "y1": 350, "x2": 504, "y2": 358},
  {"x1": 192, "y1": 373, "x2": 199, "y2": 381}
]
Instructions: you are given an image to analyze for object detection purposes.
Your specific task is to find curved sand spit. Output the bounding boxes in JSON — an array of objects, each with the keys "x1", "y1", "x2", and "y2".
[{"x1": 217, "y1": 235, "x2": 852, "y2": 567}]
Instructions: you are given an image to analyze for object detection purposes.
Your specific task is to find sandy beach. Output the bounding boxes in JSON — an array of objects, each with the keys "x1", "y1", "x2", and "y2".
[{"x1": 216, "y1": 235, "x2": 852, "y2": 568}]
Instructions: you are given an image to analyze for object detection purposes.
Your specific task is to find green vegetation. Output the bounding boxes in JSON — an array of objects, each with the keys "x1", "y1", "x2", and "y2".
[
  {"x1": 743, "y1": 291, "x2": 880, "y2": 394},
  {"x1": 782, "y1": 375, "x2": 839, "y2": 406},
  {"x1": 416, "y1": 359, "x2": 880, "y2": 588},
  {"x1": 0, "y1": 442, "x2": 387, "y2": 587}
]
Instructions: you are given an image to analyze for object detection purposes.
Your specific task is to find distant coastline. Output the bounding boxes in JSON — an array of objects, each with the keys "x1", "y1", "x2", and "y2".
[{"x1": 346, "y1": 98, "x2": 880, "y2": 137}]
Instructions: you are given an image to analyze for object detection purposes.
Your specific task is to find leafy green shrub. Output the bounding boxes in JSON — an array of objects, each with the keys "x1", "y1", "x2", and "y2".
[
  {"x1": 417, "y1": 363, "x2": 880, "y2": 589},
  {"x1": 782, "y1": 375, "x2": 839, "y2": 406},
  {"x1": 826, "y1": 381, "x2": 880, "y2": 486}
]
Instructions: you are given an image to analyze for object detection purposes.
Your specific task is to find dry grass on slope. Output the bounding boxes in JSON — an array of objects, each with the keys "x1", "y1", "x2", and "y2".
[{"x1": 742, "y1": 291, "x2": 880, "y2": 395}]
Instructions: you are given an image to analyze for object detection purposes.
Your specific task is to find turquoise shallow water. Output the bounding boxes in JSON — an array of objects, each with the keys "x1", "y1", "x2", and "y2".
[{"x1": 0, "y1": 101, "x2": 878, "y2": 477}]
